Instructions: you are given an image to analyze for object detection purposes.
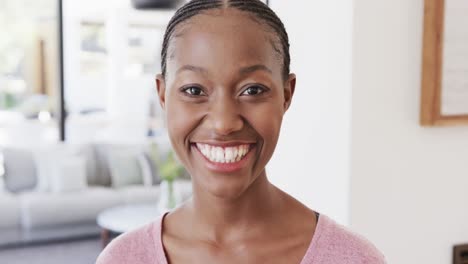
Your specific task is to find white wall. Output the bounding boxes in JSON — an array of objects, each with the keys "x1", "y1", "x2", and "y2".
[
  {"x1": 268, "y1": 0, "x2": 353, "y2": 225},
  {"x1": 351, "y1": 0, "x2": 468, "y2": 263}
]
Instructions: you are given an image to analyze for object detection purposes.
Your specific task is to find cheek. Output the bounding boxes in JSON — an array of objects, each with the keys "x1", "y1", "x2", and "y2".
[
  {"x1": 166, "y1": 102, "x2": 192, "y2": 135},
  {"x1": 242, "y1": 101, "x2": 284, "y2": 158},
  {"x1": 165, "y1": 96, "x2": 202, "y2": 163}
]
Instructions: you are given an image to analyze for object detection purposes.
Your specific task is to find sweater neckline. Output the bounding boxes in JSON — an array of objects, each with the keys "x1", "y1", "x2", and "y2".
[{"x1": 153, "y1": 211, "x2": 327, "y2": 264}]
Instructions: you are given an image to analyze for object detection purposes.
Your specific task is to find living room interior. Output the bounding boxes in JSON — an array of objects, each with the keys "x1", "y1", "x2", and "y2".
[{"x1": 1, "y1": 0, "x2": 467, "y2": 264}]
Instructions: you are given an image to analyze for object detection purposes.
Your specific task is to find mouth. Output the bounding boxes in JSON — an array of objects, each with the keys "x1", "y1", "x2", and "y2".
[{"x1": 191, "y1": 142, "x2": 256, "y2": 173}]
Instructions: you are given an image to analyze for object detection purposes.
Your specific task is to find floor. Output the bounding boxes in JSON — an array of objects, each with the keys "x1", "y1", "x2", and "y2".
[{"x1": 0, "y1": 238, "x2": 102, "y2": 264}]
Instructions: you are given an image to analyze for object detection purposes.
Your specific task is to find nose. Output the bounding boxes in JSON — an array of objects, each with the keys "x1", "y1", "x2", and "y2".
[{"x1": 207, "y1": 96, "x2": 243, "y2": 136}]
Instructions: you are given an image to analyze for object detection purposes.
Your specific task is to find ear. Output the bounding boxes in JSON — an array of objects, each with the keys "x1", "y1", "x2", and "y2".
[
  {"x1": 283, "y1": 73, "x2": 296, "y2": 112},
  {"x1": 156, "y1": 74, "x2": 166, "y2": 110}
]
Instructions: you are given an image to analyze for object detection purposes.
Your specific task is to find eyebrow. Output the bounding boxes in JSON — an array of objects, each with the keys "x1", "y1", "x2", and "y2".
[
  {"x1": 176, "y1": 64, "x2": 273, "y2": 76},
  {"x1": 176, "y1": 65, "x2": 208, "y2": 75},
  {"x1": 239, "y1": 64, "x2": 272, "y2": 75}
]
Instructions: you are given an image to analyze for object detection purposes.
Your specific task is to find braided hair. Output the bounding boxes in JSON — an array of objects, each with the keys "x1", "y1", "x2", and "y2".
[{"x1": 160, "y1": 0, "x2": 290, "y2": 80}]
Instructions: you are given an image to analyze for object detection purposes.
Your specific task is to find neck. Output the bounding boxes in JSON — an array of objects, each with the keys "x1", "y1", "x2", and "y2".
[{"x1": 187, "y1": 171, "x2": 284, "y2": 243}]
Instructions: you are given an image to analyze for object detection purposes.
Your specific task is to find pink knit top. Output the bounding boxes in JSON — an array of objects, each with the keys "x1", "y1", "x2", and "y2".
[{"x1": 96, "y1": 213, "x2": 386, "y2": 263}]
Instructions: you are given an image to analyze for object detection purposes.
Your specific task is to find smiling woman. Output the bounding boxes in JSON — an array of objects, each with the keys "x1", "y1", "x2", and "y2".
[{"x1": 96, "y1": 1, "x2": 386, "y2": 263}]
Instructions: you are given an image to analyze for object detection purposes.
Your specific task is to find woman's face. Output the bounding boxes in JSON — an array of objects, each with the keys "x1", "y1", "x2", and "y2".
[{"x1": 157, "y1": 8, "x2": 295, "y2": 199}]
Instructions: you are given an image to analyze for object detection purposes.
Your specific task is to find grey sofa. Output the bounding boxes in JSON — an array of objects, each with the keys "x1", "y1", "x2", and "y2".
[{"x1": 0, "y1": 142, "x2": 191, "y2": 248}]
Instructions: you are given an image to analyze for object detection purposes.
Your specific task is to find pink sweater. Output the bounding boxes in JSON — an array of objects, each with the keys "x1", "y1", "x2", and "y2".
[{"x1": 96, "y1": 213, "x2": 386, "y2": 263}]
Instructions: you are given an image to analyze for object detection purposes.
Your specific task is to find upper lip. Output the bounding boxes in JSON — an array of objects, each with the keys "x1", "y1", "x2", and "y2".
[{"x1": 191, "y1": 141, "x2": 256, "y2": 147}]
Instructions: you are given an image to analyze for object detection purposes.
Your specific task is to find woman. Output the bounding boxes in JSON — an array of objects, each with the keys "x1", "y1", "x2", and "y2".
[{"x1": 97, "y1": 0, "x2": 386, "y2": 263}]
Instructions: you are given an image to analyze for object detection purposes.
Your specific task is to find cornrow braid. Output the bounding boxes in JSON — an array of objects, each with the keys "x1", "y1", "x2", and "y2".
[
  {"x1": 160, "y1": 0, "x2": 290, "y2": 79},
  {"x1": 160, "y1": 0, "x2": 222, "y2": 78},
  {"x1": 228, "y1": 0, "x2": 290, "y2": 77}
]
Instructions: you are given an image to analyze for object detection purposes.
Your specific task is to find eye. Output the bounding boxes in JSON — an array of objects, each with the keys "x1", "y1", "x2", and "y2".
[
  {"x1": 182, "y1": 86, "x2": 205, "y2": 96},
  {"x1": 241, "y1": 85, "x2": 267, "y2": 96}
]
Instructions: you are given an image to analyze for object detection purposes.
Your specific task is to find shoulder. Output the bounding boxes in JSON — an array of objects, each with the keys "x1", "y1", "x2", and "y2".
[
  {"x1": 309, "y1": 215, "x2": 386, "y2": 264},
  {"x1": 95, "y1": 219, "x2": 160, "y2": 264}
]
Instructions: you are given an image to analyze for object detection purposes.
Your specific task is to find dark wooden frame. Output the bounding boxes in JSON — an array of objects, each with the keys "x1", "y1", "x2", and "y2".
[
  {"x1": 420, "y1": 0, "x2": 468, "y2": 126},
  {"x1": 58, "y1": 0, "x2": 66, "y2": 141},
  {"x1": 453, "y1": 244, "x2": 468, "y2": 264}
]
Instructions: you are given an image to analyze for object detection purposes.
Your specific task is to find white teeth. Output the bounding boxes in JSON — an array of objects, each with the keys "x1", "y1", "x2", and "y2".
[
  {"x1": 215, "y1": 147, "x2": 223, "y2": 162},
  {"x1": 225, "y1": 148, "x2": 234, "y2": 162},
  {"x1": 232, "y1": 148, "x2": 238, "y2": 162},
  {"x1": 211, "y1": 148, "x2": 216, "y2": 161},
  {"x1": 196, "y1": 143, "x2": 251, "y2": 163}
]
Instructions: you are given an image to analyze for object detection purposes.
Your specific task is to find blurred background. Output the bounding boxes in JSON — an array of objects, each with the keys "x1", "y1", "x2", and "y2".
[{"x1": 0, "y1": 0, "x2": 467, "y2": 263}]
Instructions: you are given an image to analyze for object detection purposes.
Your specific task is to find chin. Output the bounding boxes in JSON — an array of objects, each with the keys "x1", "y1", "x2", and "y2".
[{"x1": 193, "y1": 172, "x2": 254, "y2": 200}]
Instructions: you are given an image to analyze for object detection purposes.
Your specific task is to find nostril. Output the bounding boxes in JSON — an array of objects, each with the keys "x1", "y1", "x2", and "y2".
[
  {"x1": 209, "y1": 116, "x2": 244, "y2": 136},
  {"x1": 213, "y1": 122, "x2": 243, "y2": 136}
]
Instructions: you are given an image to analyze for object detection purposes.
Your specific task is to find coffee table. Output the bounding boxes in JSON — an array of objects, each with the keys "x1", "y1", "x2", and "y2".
[{"x1": 97, "y1": 203, "x2": 164, "y2": 248}]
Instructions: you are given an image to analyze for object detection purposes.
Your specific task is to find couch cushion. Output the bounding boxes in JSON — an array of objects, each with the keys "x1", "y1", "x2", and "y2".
[
  {"x1": 19, "y1": 187, "x2": 123, "y2": 229},
  {"x1": 3, "y1": 148, "x2": 37, "y2": 193},
  {"x1": 0, "y1": 193, "x2": 21, "y2": 228},
  {"x1": 137, "y1": 153, "x2": 153, "y2": 186},
  {"x1": 116, "y1": 185, "x2": 160, "y2": 204},
  {"x1": 0, "y1": 176, "x2": 5, "y2": 192},
  {"x1": 33, "y1": 144, "x2": 96, "y2": 192},
  {"x1": 137, "y1": 153, "x2": 162, "y2": 186},
  {"x1": 118, "y1": 180, "x2": 192, "y2": 206},
  {"x1": 0, "y1": 152, "x2": 5, "y2": 191},
  {"x1": 49, "y1": 156, "x2": 88, "y2": 193},
  {"x1": 92, "y1": 144, "x2": 149, "y2": 187},
  {"x1": 107, "y1": 151, "x2": 143, "y2": 188}
]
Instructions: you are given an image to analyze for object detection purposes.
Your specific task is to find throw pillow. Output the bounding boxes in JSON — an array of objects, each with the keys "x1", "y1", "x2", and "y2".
[
  {"x1": 141, "y1": 152, "x2": 162, "y2": 185},
  {"x1": 107, "y1": 151, "x2": 143, "y2": 188},
  {"x1": 93, "y1": 144, "x2": 148, "y2": 187},
  {"x1": 0, "y1": 152, "x2": 5, "y2": 192},
  {"x1": 49, "y1": 156, "x2": 88, "y2": 193},
  {"x1": 3, "y1": 148, "x2": 37, "y2": 193},
  {"x1": 33, "y1": 144, "x2": 94, "y2": 192},
  {"x1": 137, "y1": 153, "x2": 153, "y2": 186}
]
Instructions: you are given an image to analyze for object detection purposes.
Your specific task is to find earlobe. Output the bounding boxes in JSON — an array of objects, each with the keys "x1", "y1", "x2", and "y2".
[
  {"x1": 156, "y1": 74, "x2": 166, "y2": 110},
  {"x1": 283, "y1": 73, "x2": 296, "y2": 112}
]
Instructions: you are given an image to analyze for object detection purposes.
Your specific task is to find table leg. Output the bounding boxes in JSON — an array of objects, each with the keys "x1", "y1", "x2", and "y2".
[{"x1": 101, "y1": 228, "x2": 110, "y2": 248}]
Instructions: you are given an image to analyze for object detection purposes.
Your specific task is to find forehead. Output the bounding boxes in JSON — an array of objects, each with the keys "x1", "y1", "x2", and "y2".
[{"x1": 166, "y1": 8, "x2": 282, "y2": 79}]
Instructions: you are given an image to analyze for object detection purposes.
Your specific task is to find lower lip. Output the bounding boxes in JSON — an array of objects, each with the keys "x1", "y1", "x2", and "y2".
[{"x1": 192, "y1": 144, "x2": 255, "y2": 173}]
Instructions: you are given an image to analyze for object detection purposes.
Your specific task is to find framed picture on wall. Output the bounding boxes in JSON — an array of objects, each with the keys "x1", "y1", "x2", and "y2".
[
  {"x1": 80, "y1": 21, "x2": 108, "y2": 77},
  {"x1": 420, "y1": 0, "x2": 468, "y2": 126},
  {"x1": 125, "y1": 23, "x2": 164, "y2": 77}
]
